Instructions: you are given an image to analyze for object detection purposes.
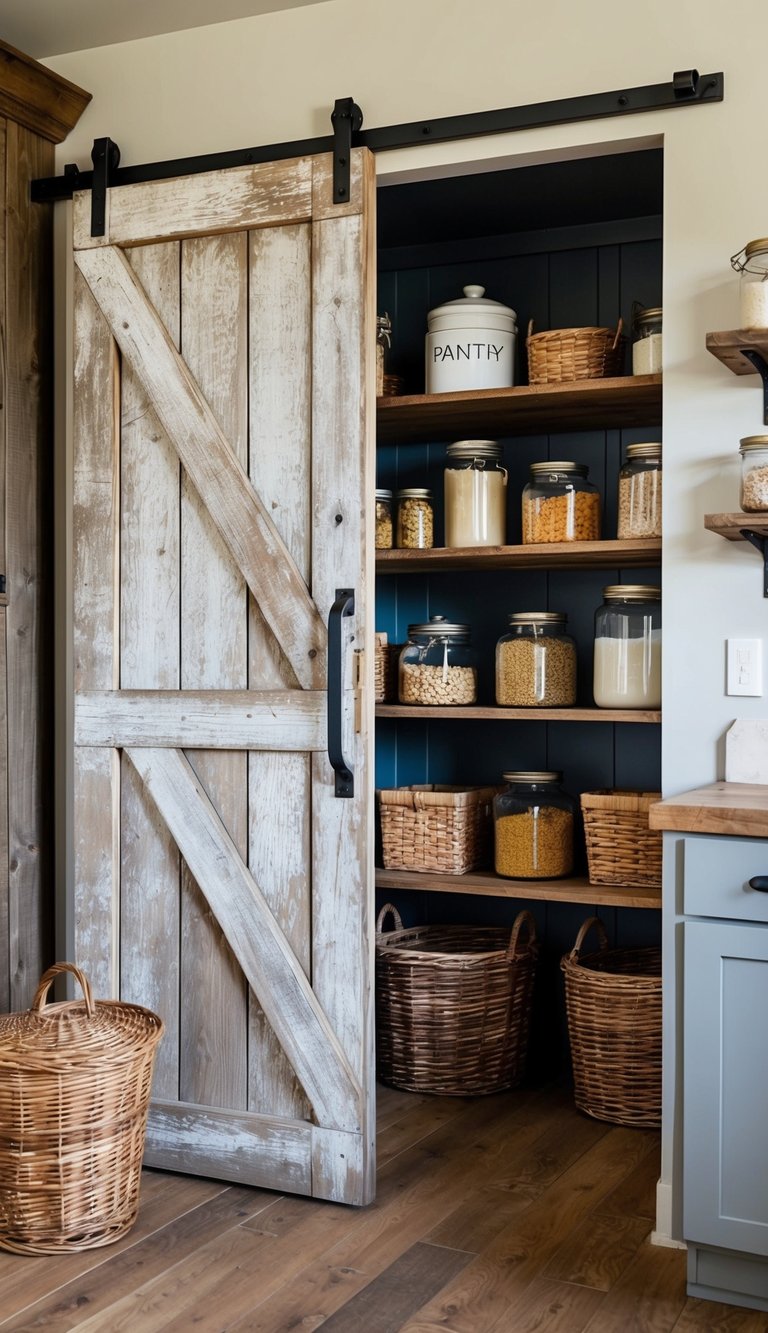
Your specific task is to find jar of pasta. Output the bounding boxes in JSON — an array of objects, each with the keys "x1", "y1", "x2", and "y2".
[
  {"x1": 396, "y1": 488, "x2": 434, "y2": 549},
  {"x1": 739, "y1": 436, "x2": 768, "y2": 512},
  {"x1": 375, "y1": 489, "x2": 393, "y2": 549},
  {"x1": 617, "y1": 443, "x2": 662, "y2": 538},
  {"x1": 493, "y1": 772, "x2": 575, "y2": 879},
  {"x1": 399, "y1": 616, "x2": 477, "y2": 706},
  {"x1": 522, "y1": 462, "x2": 600, "y2": 543},
  {"x1": 496, "y1": 612, "x2": 576, "y2": 707}
]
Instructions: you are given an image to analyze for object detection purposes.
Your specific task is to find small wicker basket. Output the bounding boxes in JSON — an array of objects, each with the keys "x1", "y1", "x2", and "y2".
[
  {"x1": 527, "y1": 318, "x2": 625, "y2": 384},
  {"x1": 376, "y1": 904, "x2": 538, "y2": 1095},
  {"x1": 377, "y1": 784, "x2": 496, "y2": 875},
  {"x1": 374, "y1": 633, "x2": 401, "y2": 703},
  {"x1": 561, "y1": 917, "x2": 661, "y2": 1128},
  {"x1": 0, "y1": 963, "x2": 164, "y2": 1254},
  {"x1": 580, "y1": 790, "x2": 662, "y2": 889}
]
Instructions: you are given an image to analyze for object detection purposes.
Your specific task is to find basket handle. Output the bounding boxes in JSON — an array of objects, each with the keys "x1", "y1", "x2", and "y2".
[
  {"x1": 507, "y1": 909, "x2": 538, "y2": 959},
  {"x1": 376, "y1": 903, "x2": 403, "y2": 934},
  {"x1": 611, "y1": 317, "x2": 624, "y2": 350},
  {"x1": 526, "y1": 318, "x2": 535, "y2": 343},
  {"x1": 568, "y1": 916, "x2": 609, "y2": 963},
  {"x1": 31, "y1": 962, "x2": 95, "y2": 1017}
]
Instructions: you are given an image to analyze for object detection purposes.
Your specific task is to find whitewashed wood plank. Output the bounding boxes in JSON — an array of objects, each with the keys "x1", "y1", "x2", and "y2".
[
  {"x1": 311, "y1": 1126, "x2": 366, "y2": 1205},
  {"x1": 180, "y1": 231, "x2": 249, "y2": 1112},
  {"x1": 126, "y1": 745, "x2": 362, "y2": 1134},
  {"x1": 311, "y1": 148, "x2": 366, "y2": 221},
  {"x1": 310, "y1": 148, "x2": 377, "y2": 1202},
  {"x1": 75, "y1": 243, "x2": 325, "y2": 690},
  {"x1": 144, "y1": 1100, "x2": 311, "y2": 1192},
  {"x1": 73, "y1": 157, "x2": 313, "y2": 250},
  {"x1": 248, "y1": 222, "x2": 312, "y2": 1121},
  {"x1": 0, "y1": 608, "x2": 8, "y2": 1012},
  {"x1": 72, "y1": 266, "x2": 120, "y2": 1000},
  {"x1": 74, "y1": 690, "x2": 327, "y2": 750},
  {"x1": 119, "y1": 242, "x2": 181, "y2": 1101}
]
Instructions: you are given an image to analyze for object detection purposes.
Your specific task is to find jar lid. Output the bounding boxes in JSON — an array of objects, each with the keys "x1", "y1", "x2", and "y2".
[
  {"x1": 625, "y1": 442, "x2": 662, "y2": 459},
  {"x1": 602, "y1": 584, "x2": 661, "y2": 601},
  {"x1": 507, "y1": 611, "x2": 567, "y2": 625},
  {"x1": 375, "y1": 488, "x2": 393, "y2": 499},
  {"x1": 739, "y1": 436, "x2": 768, "y2": 452},
  {"x1": 408, "y1": 615, "x2": 470, "y2": 639},
  {"x1": 528, "y1": 460, "x2": 588, "y2": 477},
  {"x1": 501, "y1": 770, "x2": 562, "y2": 783},
  {"x1": 745, "y1": 239, "x2": 768, "y2": 260},
  {"x1": 396, "y1": 488, "x2": 433, "y2": 499},
  {"x1": 633, "y1": 306, "x2": 663, "y2": 324},
  {"x1": 427, "y1": 285, "x2": 517, "y2": 333},
  {"x1": 446, "y1": 440, "x2": 502, "y2": 461}
]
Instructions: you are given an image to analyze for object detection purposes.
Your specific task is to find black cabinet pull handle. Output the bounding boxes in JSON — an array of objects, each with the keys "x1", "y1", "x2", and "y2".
[
  {"x1": 748, "y1": 877, "x2": 768, "y2": 893},
  {"x1": 327, "y1": 588, "x2": 354, "y2": 798}
]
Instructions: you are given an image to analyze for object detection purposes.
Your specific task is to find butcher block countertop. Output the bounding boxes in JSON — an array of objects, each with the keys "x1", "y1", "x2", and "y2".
[{"x1": 649, "y1": 783, "x2": 768, "y2": 838}]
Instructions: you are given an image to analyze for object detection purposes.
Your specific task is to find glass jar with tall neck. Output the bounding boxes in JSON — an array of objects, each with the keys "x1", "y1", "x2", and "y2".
[{"x1": 444, "y1": 440, "x2": 507, "y2": 547}]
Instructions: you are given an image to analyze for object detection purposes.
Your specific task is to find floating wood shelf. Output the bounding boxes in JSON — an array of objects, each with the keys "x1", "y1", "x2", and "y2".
[
  {"x1": 376, "y1": 537, "x2": 661, "y2": 574},
  {"x1": 375, "y1": 868, "x2": 661, "y2": 910},
  {"x1": 706, "y1": 329, "x2": 768, "y2": 376},
  {"x1": 375, "y1": 705, "x2": 661, "y2": 724},
  {"x1": 376, "y1": 374, "x2": 662, "y2": 444},
  {"x1": 704, "y1": 513, "x2": 768, "y2": 542}
]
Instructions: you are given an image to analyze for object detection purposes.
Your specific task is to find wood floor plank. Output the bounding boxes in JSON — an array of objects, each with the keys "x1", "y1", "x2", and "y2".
[
  {"x1": 490, "y1": 1108, "x2": 609, "y2": 1196},
  {"x1": 377, "y1": 1095, "x2": 475, "y2": 1165},
  {"x1": 595, "y1": 1141, "x2": 663, "y2": 1220},
  {"x1": 543, "y1": 1210, "x2": 653, "y2": 1291},
  {"x1": 673, "y1": 1297, "x2": 768, "y2": 1330},
  {"x1": 319, "y1": 1241, "x2": 474, "y2": 1332},
  {"x1": 485, "y1": 1276, "x2": 606, "y2": 1332},
  {"x1": 580, "y1": 1239, "x2": 688, "y2": 1333}
]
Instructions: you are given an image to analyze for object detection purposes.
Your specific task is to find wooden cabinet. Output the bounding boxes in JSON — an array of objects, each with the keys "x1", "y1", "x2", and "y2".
[{"x1": 0, "y1": 42, "x2": 89, "y2": 1010}]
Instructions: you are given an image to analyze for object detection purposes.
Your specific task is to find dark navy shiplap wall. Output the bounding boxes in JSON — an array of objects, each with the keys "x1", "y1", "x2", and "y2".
[{"x1": 374, "y1": 208, "x2": 663, "y2": 1076}]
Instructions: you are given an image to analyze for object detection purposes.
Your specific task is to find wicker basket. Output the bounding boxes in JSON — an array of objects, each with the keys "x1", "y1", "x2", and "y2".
[
  {"x1": 580, "y1": 790, "x2": 662, "y2": 889},
  {"x1": 0, "y1": 963, "x2": 164, "y2": 1254},
  {"x1": 374, "y1": 633, "x2": 402, "y2": 703},
  {"x1": 561, "y1": 917, "x2": 661, "y2": 1128},
  {"x1": 376, "y1": 904, "x2": 538, "y2": 1094},
  {"x1": 377, "y1": 784, "x2": 496, "y2": 874},
  {"x1": 527, "y1": 318, "x2": 625, "y2": 384}
]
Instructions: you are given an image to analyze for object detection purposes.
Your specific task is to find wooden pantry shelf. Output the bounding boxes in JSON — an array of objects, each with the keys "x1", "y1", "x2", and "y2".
[
  {"x1": 376, "y1": 537, "x2": 661, "y2": 573},
  {"x1": 704, "y1": 512, "x2": 768, "y2": 542},
  {"x1": 706, "y1": 329, "x2": 768, "y2": 376},
  {"x1": 375, "y1": 868, "x2": 661, "y2": 910},
  {"x1": 375, "y1": 705, "x2": 661, "y2": 724},
  {"x1": 376, "y1": 373, "x2": 662, "y2": 444}
]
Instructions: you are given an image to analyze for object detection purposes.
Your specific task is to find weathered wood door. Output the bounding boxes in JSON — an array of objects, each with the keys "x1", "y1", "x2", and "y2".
[{"x1": 71, "y1": 150, "x2": 376, "y2": 1204}]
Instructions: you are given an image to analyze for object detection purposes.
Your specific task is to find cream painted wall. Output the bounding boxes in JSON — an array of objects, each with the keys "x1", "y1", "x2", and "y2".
[{"x1": 41, "y1": 0, "x2": 768, "y2": 1244}]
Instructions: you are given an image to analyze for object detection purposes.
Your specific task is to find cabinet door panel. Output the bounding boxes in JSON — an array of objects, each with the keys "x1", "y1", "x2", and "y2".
[
  {"x1": 683, "y1": 836, "x2": 768, "y2": 923},
  {"x1": 684, "y1": 919, "x2": 768, "y2": 1254}
]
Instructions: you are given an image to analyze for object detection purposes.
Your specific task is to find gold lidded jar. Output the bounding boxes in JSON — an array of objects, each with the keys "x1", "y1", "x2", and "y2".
[
  {"x1": 399, "y1": 616, "x2": 477, "y2": 706},
  {"x1": 375, "y1": 488, "x2": 393, "y2": 549},
  {"x1": 739, "y1": 436, "x2": 768, "y2": 512},
  {"x1": 444, "y1": 439, "x2": 507, "y2": 548},
  {"x1": 493, "y1": 772, "x2": 575, "y2": 880},
  {"x1": 631, "y1": 306, "x2": 662, "y2": 375},
  {"x1": 396, "y1": 488, "x2": 434, "y2": 549},
  {"x1": 593, "y1": 585, "x2": 661, "y2": 709},
  {"x1": 522, "y1": 461, "x2": 601, "y2": 544},
  {"x1": 496, "y1": 612, "x2": 576, "y2": 707},
  {"x1": 617, "y1": 443, "x2": 662, "y2": 539}
]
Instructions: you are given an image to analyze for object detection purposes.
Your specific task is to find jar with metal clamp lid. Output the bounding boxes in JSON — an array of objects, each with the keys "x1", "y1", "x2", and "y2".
[
  {"x1": 617, "y1": 443, "x2": 662, "y2": 538},
  {"x1": 731, "y1": 239, "x2": 768, "y2": 329},
  {"x1": 399, "y1": 616, "x2": 477, "y2": 706},
  {"x1": 496, "y1": 612, "x2": 576, "y2": 707},
  {"x1": 739, "y1": 436, "x2": 768, "y2": 512},
  {"x1": 493, "y1": 772, "x2": 575, "y2": 879},
  {"x1": 396, "y1": 488, "x2": 434, "y2": 549},
  {"x1": 522, "y1": 461, "x2": 601, "y2": 543},
  {"x1": 376, "y1": 313, "x2": 392, "y2": 396},
  {"x1": 444, "y1": 440, "x2": 507, "y2": 547}
]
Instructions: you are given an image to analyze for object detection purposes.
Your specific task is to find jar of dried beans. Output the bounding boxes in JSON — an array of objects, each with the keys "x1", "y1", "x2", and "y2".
[
  {"x1": 399, "y1": 616, "x2": 477, "y2": 706},
  {"x1": 375, "y1": 489, "x2": 393, "y2": 549},
  {"x1": 493, "y1": 772, "x2": 575, "y2": 879},
  {"x1": 495, "y1": 612, "x2": 576, "y2": 707},
  {"x1": 396, "y1": 488, "x2": 434, "y2": 549},
  {"x1": 522, "y1": 461, "x2": 601, "y2": 544},
  {"x1": 617, "y1": 443, "x2": 662, "y2": 538},
  {"x1": 739, "y1": 436, "x2": 768, "y2": 512}
]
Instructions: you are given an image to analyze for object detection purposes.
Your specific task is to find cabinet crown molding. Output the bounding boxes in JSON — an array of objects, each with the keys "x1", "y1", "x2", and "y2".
[{"x1": 0, "y1": 38, "x2": 90, "y2": 143}]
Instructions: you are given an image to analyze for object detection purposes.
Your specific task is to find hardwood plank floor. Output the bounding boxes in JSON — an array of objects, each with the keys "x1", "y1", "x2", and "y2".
[{"x1": 0, "y1": 1083, "x2": 764, "y2": 1332}]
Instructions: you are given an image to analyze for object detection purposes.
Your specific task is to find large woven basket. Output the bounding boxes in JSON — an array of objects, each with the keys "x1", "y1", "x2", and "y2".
[
  {"x1": 561, "y1": 918, "x2": 661, "y2": 1128},
  {"x1": 527, "y1": 318, "x2": 625, "y2": 384},
  {"x1": 377, "y1": 784, "x2": 496, "y2": 875},
  {"x1": 376, "y1": 905, "x2": 538, "y2": 1095},
  {"x1": 0, "y1": 963, "x2": 164, "y2": 1254},
  {"x1": 580, "y1": 790, "x2": 662, "y2": 889}
]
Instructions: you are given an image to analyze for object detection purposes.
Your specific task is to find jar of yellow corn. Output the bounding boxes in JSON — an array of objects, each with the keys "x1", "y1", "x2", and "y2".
[{"x1": 493, "y1": 771, "x2": 575, "y2": 879}]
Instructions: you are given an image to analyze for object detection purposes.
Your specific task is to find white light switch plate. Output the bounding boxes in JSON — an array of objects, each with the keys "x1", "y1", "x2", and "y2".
[{"x1": 726, "y1": 638, "x2": 763, "y2": 696}]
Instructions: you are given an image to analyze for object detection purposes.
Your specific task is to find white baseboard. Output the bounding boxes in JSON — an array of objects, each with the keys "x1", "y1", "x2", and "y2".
[{"x1": 651, "y1": 1178, "x2": 687, "y2": 1250}]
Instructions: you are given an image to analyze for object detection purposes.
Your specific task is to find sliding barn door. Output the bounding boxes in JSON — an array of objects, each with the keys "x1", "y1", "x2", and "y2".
[{"x1": 71, "y1": 150, "x2": 376, "y2": 1204}]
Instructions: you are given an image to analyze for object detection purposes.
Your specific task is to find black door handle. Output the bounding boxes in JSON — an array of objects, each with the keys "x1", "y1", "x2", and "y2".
[
  {"x1": 748, "y1": 877, "x2": 768, "y2": 893},
  {"x1": 327, "y1": 588, "x2": 354, "y2": 798}
]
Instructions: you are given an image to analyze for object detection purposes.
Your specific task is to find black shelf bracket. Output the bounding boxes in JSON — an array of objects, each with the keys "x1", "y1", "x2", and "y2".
[
  {"x1": 90, "y1": 136, "x2": 121, "y2": 237},
  {"x1": 331, "y1": 97, "x2": 363, "y2": 205},
  {"x1": 740, "y1": 529, "x2": 768, "y2": 597},
  {"x1": 739, "y1": 348, "x2": 768, "y2": 425}
]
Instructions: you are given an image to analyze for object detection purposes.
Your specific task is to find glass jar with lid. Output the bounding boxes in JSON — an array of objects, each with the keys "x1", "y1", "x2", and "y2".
[
  {"x1": 375, "y1": 488, "x2": 393, "y2": 549},
  {"x1": 522, "y1": 461, "x2": 601, "y2": 544},
  {"x1": 739, "y1": 436, "x2": 768, "y2": 512},
  {"x1": 376, "y1": 313, "x2": 392, "y2": 396},
  {"x1": 617, "y1": 443, "x2": 662, "y2": 539},
  {"x1": 399, "y1": 616, "x2": 477, "y2": 706},
  {"x1": 593, "y1": 585, "x2": 661, "y2": 709},
  {"x1": 731, "y1": 239, "x2": 768, "y2": 329},
  {"x1": 631, "y1": 306, "x2": 663, "y2": 375},
  {"x1": 444, "y1": 440, "x2": 507, "y2": 548},
  {"x1": 493, "y1": 772, "x2": 575, "y2": 879},
  {"x1": 396, "y1": 488, "x2": 434, "y2": 549},
  {"x1": 495, "y1": 612, "x2": 576, "y2": 707}
]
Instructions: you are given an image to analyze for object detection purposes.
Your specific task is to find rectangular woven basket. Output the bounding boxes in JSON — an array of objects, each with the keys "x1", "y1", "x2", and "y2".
[
  {"x1": 580, "y1": 789, "x2": 662, "y2": 889},
  {"x1": 374, "y1": 633, "x2": 401, "y2": 703},
  {"x1": 377, "y1": 784, "x2": 496, "y2": 875},
  {"x1": 527, "y1": 318, "x2": 625, "y2": 384},
  {"x1": 376, "y1": 904, "x2": 538, "y2": 1095}
]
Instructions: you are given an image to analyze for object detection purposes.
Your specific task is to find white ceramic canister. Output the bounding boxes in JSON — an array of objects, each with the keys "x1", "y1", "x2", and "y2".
[{"x1": 425, "y1": 285, "x2": 517, "y2": 394}]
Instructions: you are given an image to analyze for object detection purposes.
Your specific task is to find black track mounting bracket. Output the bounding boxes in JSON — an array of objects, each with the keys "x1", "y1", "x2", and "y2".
[
  {"x1": 90, "y1": 136, "x2": 121, "y2": 237},
  {"x1": 739, "y1": 348, "x2": 768, "y2": 425},
  {"x1": 740, "y1": 529, "x2": 768, "y2": 598},
  {"x1": 331, "y1": 98, "x2": 363, "y2": 205}
]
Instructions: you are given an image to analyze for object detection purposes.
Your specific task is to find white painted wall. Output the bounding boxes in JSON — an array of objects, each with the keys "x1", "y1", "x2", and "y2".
[{"x1": 41, "y1": 0, "x2": 768, "y2": 1243}]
